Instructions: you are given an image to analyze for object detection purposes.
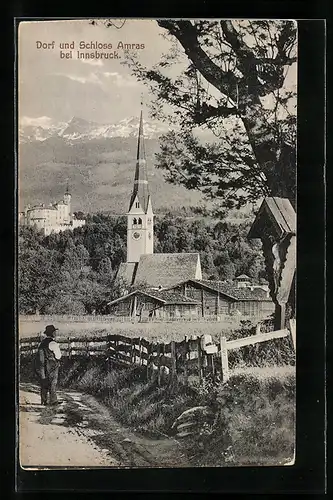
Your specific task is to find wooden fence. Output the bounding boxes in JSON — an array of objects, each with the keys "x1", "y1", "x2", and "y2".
[
  {"x1": 19, "y1": 314, "x2": 248, "y2": 324},
  {"x1": 19, "y1": 320, "x2": 295, "y2": 384}
]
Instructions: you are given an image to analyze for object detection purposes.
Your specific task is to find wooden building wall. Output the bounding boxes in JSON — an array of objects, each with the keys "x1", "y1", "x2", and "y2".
[{"x1": 172, "y1": 282, "x2": 234, "y2": 316}]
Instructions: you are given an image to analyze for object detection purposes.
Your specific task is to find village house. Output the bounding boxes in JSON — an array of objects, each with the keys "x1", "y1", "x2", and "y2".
[{"x1": 167, "y1": 279, "x2": 275, "y2": 319}]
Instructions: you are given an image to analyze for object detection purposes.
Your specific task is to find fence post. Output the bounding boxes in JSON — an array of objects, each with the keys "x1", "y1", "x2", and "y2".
[
  {"x1": 138, "y1": 338, "x2": 142, "y2": 366},
  {"x1": 170, "y1": 341, "x2": 177, "y2": 382},
  {"x1": 68, "y1": 336, "x2": 71, "y2": 359},
  {"x1": 157, "y1": 344, "x2": 162, "y2": 386},
  {"x1": 183, "y1": 340, "x2": 189, "y2": 384},
  {"x1": 197, "y1": 337, "x2": 203, "y2": 383},
  {"x1": 130, "y1": 338, "x2": 134, "y2": 364},
  {"x1": 146, "y1": 342, "x2": 151, "y2": 381},
  {"x1": 289, "y1": 318, "x2": 296, "y2": 351},
  {"x1": 220, "y1": 335, "x2": 229, "y2": 382},
  {"x1": 208, "y1": 353, "x2": 215, "y2": 379}
]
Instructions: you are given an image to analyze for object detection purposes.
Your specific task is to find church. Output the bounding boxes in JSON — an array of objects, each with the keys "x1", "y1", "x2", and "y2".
[
  {"x1": 108, "y1": 109, "x2": 274, "y2": 320},
  {"x1": 115, "y1": 108, "x2": 202, "y2": 291}
]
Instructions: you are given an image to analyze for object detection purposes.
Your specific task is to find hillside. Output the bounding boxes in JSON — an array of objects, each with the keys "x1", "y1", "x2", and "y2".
[{"x1": 18, "y1": 116, "x2": 205, "y2": 214}]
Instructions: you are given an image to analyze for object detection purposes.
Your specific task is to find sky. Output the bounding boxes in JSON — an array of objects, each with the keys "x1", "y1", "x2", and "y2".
[
  {"x1": 18, "y1": 19, "x2": 297, "y2": 126},
  {"x1": 18, "y1": 19, "x2": 174, "y2": 124}
]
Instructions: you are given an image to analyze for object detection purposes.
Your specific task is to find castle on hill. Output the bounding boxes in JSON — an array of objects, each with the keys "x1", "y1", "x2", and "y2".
[{"x1": 18, "y1": 185, "x2": 86, "y2": 236}]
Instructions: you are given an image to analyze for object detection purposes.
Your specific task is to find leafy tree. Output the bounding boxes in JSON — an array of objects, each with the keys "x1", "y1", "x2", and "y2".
[
  {"x1": 124, "y1": 20, "x2": 296, "y2": 209},
  {"x1": 18, "y1": 213, "x2": 268, "y2": 315},
  {"x1": 44, "y1": 295, "x2": 86, "y2": 315},
  {"x1": 19, "y1": 229, "x2": 62, "y2": 313}
]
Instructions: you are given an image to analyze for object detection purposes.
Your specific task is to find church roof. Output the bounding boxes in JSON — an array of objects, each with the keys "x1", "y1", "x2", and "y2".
[
  {"x1": 115, "y1": 262, "x2": 138, "y2": 286},
  {"x1": 128, "y1": 110, "x2": 151, "y2": 213},
  {"x1": 134, "y1": 253, "x2": 201, "y2": 288}
]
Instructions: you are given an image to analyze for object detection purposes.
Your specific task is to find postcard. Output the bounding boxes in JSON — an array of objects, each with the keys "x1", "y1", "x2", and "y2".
[{"x1": 17, "y1": 18, "x2": 297, "y2": 469}]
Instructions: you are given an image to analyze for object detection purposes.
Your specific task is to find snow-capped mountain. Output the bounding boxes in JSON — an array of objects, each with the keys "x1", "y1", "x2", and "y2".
[{"x1": 19, "y1": 115, "x2": 172, "y2": 144}]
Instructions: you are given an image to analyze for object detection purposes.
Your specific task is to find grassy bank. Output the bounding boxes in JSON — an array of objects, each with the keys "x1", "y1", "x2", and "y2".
[
  {"x1": 20, "y1": 354, "x2": 295, "y2": 467},
  {"x1": 19, "y1": 319, "x2": 244, "y2": 341}
]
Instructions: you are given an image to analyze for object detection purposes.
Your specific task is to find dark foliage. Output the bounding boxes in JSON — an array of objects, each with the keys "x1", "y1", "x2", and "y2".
[{"x1": 18, "y1": 212, "x2": 266, "y2": 314}]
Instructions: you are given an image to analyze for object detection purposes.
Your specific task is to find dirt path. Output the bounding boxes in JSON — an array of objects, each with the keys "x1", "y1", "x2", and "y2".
[{"x1": 19, "y1": 383, "x2": 188, "y2": 469}]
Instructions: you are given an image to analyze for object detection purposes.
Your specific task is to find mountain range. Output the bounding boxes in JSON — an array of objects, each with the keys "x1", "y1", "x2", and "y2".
[
  {"x1": 19, "y1": 116, "x2": 205, "y2": 214},
  {"x1": 19, "y1": 115, "x2": 174, "y2": 144}
]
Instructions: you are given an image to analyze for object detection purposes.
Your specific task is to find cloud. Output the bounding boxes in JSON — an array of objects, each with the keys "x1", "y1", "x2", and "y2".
[
  {"x1": 58, "y1": 72, "x2": 102, "y2": 85},
  {"x1": 20, "y1": 116, "x2": 54, "y2": 127},
  {"x1": 80, "y1": 58, "x2": 104, "y2": 67},
  {"x1": 102, "y1": 71, "x2": 138, "y2": 87}
]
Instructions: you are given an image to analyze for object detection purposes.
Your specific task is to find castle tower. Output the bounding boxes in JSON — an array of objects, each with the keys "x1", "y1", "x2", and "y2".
[
  {"x1": 63, "y1": 181, "x2": 71, "y2": 222},
  {"x1": 63, "y1": 181, "x2": 71, "y2": 206},
  {"x1": 126, "y1": 108, "x2": 154, "y2": 263}
]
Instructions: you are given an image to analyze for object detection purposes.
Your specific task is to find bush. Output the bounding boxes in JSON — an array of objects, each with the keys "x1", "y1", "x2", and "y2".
[{"x1": 188, "y1": 366, "x2": 296, "y2": 466}]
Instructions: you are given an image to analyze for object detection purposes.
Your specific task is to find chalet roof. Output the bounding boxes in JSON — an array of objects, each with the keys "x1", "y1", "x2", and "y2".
[
  {"x1": 141, "y1": 288, "x2": 199, "y2": 304},
  {"x1": 167, "y1": 279, "x2": 270, "y2": 302},
  {"x1": 134, "y1": 253, "x2": 201, "y2": 288},
  {"x1": 248, "y1": 197, "x2": 296, "y2": 239},
  {"x1": 197, "y1": 280, "x2": 269, "y2": 301},
  {"x1": 107, "y1": 287, "x2": 198, "y2": 307},
  {"x1": 235, "y1": 274, "x2": 251, "y2": 280}
]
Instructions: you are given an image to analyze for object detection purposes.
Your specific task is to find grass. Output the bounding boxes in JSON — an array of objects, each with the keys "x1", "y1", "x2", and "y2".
[
  {"x1": 20, "y1": 353, "x2": 295, "y2": 467},
  {"x1": 19, "y1": 318, "x2": 246, "y2": 342}
]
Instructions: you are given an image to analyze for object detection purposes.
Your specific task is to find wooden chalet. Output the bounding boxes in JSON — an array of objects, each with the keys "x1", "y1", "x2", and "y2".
[
  {"x1": 167, "y1": 279, "x2": 275, "y2": 318},
  {"x1": 107, "y1": 288, "x2": 200, "y2": 320}
]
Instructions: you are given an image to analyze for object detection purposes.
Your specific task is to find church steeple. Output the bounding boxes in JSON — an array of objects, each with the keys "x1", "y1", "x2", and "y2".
[
  {"x1": 126, "y1": 105, "x2": 154, "y2": 263},
  {"x1": 128, "y1": 108, "x2": 150, "y2": 213}
]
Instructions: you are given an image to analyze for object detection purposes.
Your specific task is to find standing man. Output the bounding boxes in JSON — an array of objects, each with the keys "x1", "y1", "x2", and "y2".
[{"x1": 35, "y1": 325, "x2": 62, "y2": 406}]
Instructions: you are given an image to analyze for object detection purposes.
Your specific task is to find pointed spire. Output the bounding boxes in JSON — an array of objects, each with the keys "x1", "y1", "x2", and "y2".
[
  {"x1": 129, "y1": 103, "x2": 150, "y2": 212},
  {"x1": 136, "y1": 108, "x2": 146, "y2": 167},
  {"x1": 65, "y1": 179, "x2": 70, "y2": 194}
]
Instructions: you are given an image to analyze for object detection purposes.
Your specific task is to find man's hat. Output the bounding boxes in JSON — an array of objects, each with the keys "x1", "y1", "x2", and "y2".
[{"x1": 44, "y1": 325, "x2": 58, "y2": 337}]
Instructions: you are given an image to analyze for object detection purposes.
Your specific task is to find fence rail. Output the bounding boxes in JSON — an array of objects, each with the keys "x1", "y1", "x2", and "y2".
[{"x1": 19, "y1": 320, "x2": 295, "y2": 384}]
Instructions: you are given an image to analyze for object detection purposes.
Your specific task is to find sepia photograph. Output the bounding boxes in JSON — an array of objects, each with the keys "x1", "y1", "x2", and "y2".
[{"x1": 17, "y1": 18, "x2": 297, "y2": 469}]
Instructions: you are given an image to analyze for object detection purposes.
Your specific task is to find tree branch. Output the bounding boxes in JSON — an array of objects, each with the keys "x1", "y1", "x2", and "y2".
[{"x1": 157, "y1": 20, "x2": 238, "y2": 101}]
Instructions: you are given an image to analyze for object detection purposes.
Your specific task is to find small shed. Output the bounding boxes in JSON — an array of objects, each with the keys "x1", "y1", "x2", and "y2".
[{"x1": 234, "y1": 274, "x2": 252, "y2": 288}]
